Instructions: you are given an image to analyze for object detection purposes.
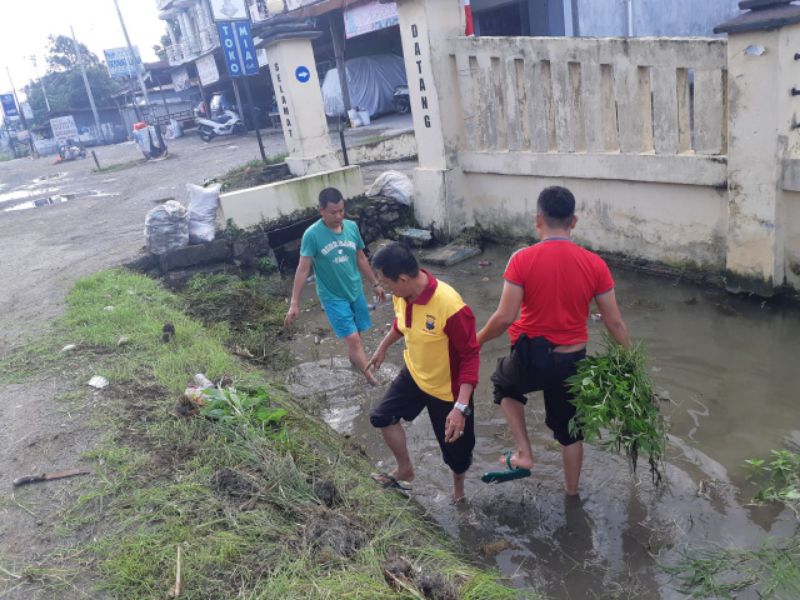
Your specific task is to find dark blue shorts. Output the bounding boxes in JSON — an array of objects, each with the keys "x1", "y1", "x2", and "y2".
[{"x1": 370, "y1": 368, "x2": 475, "y2": 475}]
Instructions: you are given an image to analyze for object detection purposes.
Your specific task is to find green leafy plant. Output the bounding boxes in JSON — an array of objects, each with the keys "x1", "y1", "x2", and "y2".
[
  {"x1": 746, "y1": 449, "x2": 800, "y2": 509},
  {"x1": 567, "y1": 339, "x2": 667, "y2": 485},
  {"x1": 201, "y1": 386, "x2": 288, "y2": 428}
]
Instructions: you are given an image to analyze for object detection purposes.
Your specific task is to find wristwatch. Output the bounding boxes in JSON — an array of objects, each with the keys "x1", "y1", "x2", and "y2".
[{"x1": 454, "y1": 401, "x2": 472, "y2": 417}]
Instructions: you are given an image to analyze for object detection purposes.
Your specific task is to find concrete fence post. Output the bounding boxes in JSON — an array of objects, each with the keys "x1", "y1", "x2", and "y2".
[
  {"x1": 395, "y1": 0, "x2": 473, "y2": 238},
  {"x1": 265, "y1": 34, "x2": 341, "y2": 177},
  {"x1": 716, "y1": 0, "x2": 800, "y2": 294}
]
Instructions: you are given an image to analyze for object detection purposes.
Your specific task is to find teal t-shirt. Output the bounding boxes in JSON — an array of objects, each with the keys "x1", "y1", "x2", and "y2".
[{"x1": 300, "y1": 219, "x2": 366, "y2": 303}]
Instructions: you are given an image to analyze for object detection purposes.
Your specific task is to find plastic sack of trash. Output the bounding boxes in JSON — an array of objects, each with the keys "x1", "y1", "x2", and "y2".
[
  {"x1": 366, "y1": 171, "x2": 414, "y2": 206},
  {"x1": 144, "y1": 200, "x2": 189, "y2": 255},
  {"x1": 187, "y1": 183, "x2": 220, "y2": 244}
]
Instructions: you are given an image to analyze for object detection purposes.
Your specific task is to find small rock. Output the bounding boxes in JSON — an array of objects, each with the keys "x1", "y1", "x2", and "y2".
[
  {"x1": 590, "y1": 313, "x2": 602, "y2": 322},
  {"x1": 481, "y1": 539, "x2": 512, "y2": 557},
  {"x1": 478, "y1": 260, "x2": 492, "y2": 267},
  {"x1": 103, "y1": 305, "x2": 115, "y2": 312},
  {"x1": 117, "y1": 336, "x2": 130, "y2": 346},
  {"x1": 61, "y1": 344, "x2": 77, "y2": 353},
  {"x1": 481, "y1": 277, "x2": 489, "y2": 282},
  {"x1": 314, "y1": 336, "x2": 322, "y2": 345},
  {"x1": 88, "y1": 376, "x2": 109, "y2": 389}
]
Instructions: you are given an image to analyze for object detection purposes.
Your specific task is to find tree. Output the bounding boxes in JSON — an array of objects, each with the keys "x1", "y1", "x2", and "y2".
[
  {"x1": 23, "y1": 33, "x2": 121, "y2": 124},
  {"x1": 46, "y1": 34, "x2": 101, "y2": 72},
  {"x1": 153, "y1": 34, "x2": 172, "y2": 63}
]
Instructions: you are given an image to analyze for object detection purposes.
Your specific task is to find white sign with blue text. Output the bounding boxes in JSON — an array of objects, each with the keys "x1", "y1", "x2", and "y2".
[
  {"x1": 103, "y1": 46, "x2": 141, "y2": 79},
  {"x1": 217, "y1": 21, "x2": 259, "y2": 78}
]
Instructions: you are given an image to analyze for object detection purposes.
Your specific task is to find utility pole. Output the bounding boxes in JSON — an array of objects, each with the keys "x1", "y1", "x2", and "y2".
[
  {"x1": 112, "y1": 0, "x2": 152, "y2": 111},
  {"x1": 5, "y1": 66, "x2": 37, "y2": 157},
  {"x1": 29, "y1": 55, "x2": 51, "y2": 113},
  {"x1": 70, "y1": 26, "x2": 104, "y2": 143}
]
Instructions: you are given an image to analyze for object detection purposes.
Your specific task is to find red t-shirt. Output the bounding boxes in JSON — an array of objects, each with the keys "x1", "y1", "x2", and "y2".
[{"x1": 504, "y1": 239, "x2": 614, "y2": 346}]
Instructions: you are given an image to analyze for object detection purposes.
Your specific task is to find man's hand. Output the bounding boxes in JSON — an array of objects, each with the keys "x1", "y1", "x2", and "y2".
[
  {"x1": 373, "y1": 284, "x2": 387, "y2": 304},
  {"x1": 444, "y1": 408, "x2": 466, "y2": 444},
  {"x1": 284, "y1": 303, "x2": 300, "y2": 328},
  {"x1": 366, "y1": 346, "x2": 387, "y2": 372}
]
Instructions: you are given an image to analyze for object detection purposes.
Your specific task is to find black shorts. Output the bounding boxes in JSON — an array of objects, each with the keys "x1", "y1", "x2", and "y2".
[
  {"x1": 491, "y1": 334, "x2": 586, "y2": 446},
  {"x1": 369, "y1": 368, "x2": 475, "y2": 475}
]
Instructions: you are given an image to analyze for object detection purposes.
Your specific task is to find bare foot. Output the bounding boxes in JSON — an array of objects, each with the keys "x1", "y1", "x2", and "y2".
[
  {"x1": 389, "y1": 467, "x2": 414, "y2": 483},
  {"x1": 500, "y1": 452, "x2": 534, "y2": 471}
]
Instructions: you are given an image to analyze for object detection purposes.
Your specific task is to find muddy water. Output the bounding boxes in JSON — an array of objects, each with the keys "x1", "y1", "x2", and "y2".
[{"x1": 285, "y1": 243, "x2": 800, "y2": 599}]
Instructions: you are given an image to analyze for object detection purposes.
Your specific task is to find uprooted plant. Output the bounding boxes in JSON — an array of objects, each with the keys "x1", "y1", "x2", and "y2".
[
  {"x1": 200, "y1": 385, "x2": 288, "y2": 428},
  {"x1": 567, "y1": 338, "x2": 668, "y2": 485},
  {"x1": 746, "y1": 449, "x2": 800, "y2": 514}
]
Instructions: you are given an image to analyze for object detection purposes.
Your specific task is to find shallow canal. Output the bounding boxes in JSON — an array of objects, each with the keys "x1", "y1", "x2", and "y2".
[{"x1": 285, "y1": 243, "x2": 800, "y2": 599}]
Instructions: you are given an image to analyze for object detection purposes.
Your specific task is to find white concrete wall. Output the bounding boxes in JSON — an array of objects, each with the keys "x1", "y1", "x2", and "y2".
[
  {"x1": 785, "y1": 192, "x2": 800, "y2": 290},
  {"x1": 219, "y1": 166, "x2": 364, "y2": 229},
  {"x1": 467, "y1": 173, "x2": 728, "y2": 268}
]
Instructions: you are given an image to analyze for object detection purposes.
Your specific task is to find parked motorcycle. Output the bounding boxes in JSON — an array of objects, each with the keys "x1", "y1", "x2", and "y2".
[
  {"x1": 393, "y1": 85, "x2": 411, "y2": 114},
  {"x1": 57, "y1": 139, "x2": 87, "y2": 161},
  {"x1": 196, "y1": 110, "x2": 246, "y2": 142}
]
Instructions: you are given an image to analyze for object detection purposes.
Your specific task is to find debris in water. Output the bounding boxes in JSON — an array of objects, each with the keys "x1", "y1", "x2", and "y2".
[
  {"x1": 88, "y1": 376, "x2": 109, "y2": 389},
  {"x1": 481, "y1": 539, "x2": 512, "y2": 557}
]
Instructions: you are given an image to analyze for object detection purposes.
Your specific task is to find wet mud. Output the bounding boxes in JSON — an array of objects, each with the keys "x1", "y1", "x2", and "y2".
[{"x1": 285, "y1": 243, "x2": 800, "y2": 599}]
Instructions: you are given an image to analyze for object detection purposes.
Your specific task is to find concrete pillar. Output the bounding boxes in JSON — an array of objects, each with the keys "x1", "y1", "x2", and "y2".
[
  {"x1": 165, "y1": 19, "x2": 179, "y2": 48},
  {"x1": 395, "y1": 0, "x2": 472, "y2": 237},
  {"x1": 178, "y1": 10, "x2": 199, "y2": 54},
  {"x1": 715, "y1": 1, "x2": 800, "y2": 294},
  {"x1": 266, "y1": 36, "x2": 340, "y2": 176}
]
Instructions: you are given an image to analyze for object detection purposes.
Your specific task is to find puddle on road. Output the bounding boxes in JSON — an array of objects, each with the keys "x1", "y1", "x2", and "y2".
[
  {"x1": 285, "y1": 243, "x2": 800, "y2": 599},
  {"x1": 3, "y1": 190, "x2": 117, "y2": 212}
]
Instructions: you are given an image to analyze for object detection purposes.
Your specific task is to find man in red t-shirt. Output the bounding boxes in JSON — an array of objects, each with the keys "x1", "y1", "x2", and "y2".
[{"x1": 477, "y1": 186, "x2": 631, "y2": 496}]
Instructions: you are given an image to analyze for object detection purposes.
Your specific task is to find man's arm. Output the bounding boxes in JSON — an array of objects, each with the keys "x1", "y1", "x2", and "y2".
[
  {"x1": 595, "y1": 290, "x2": 631, "y2": 349},
  {"x1": 284, "y1": 256, "x2": 313, "y2": 328},
  {"x1": 477, "y1": 282, "x2": 524, "y2": 346},
  {"x1": 356, "y1": 249, "x2": 386, "y2": 303},
  {"x1": 443, "y1": 306, "x2": 480, "y2": 443},
  {"x1": 366, "y1": 324, "x2": 403, "y2": 371}
]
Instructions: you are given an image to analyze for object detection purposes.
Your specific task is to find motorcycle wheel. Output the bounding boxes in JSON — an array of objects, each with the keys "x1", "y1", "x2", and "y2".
[
  {"x1": 200, "y1": 131, "x2": 214, "y2": 142},
  {"x1": 394, "y1": 99, "x2": 410, "y2": 114},
  {"x1": 233, "y1": 123, "x2": 246, "y2": 136}
]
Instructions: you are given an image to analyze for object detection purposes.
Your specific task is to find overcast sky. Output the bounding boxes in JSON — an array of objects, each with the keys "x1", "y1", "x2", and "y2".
[{"x1": 1, "y1": 0, "x2": 164, "y2": 99}]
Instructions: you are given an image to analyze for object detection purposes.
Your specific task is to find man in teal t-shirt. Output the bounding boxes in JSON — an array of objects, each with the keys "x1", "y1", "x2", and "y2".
[{"x1": 284, "y1": 187, "x2": 386, "y2": 385}]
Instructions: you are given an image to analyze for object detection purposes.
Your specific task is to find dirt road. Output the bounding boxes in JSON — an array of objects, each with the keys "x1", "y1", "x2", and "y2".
[{"x1": 0, "y1": 125, "x2": 414, "y2": 589}]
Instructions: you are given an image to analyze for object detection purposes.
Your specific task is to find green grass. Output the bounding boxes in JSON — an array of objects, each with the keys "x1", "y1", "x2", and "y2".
[
  {"x1": 0, "y1": 268, "x2": 528, "y2": 599},
  {"x1": 664, "y1": 537, "x2": 800, "y2": 599},
  {"x1": 218, "y1": 154, "x2": 290, "y2": 192},
  {"x1": 91, "y1": 158, "x2": 144, "y2": 174},
  {"x1": 746, "y1": 449, "x2": 800, "y2": 511}
]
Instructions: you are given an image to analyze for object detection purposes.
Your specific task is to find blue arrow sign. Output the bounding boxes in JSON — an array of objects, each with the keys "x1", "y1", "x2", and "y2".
[
  {"x1": 295, "y1": 66, "x2": 311, "y2": 83},
  {"x1": 217, "y1": 20, "x2": 259, "y2": 78}
]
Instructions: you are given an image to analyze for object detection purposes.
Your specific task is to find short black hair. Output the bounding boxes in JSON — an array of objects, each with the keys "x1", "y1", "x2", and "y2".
[
  {"x1": 319, "y1": 187, "x2": 344, "y2": 208},
  {"x1": 371, "y1": 242, "x2": 420, "y2": 281},
  {"x1": 537, "y1": 186, "x2": 575, "y2": 229}
]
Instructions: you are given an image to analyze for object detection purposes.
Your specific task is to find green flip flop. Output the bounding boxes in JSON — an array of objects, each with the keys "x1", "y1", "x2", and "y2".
[{"x1": 481, "y1": 451, "x2": 532, "y2": 484}]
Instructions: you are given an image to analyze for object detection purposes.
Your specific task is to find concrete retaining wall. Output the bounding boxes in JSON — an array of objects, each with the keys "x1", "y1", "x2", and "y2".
[{"x1": 219, "y1": 166, "x2": 364, "y2": 229}]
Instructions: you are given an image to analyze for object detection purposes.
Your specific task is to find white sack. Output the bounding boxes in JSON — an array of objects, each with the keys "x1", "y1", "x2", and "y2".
[
  {"x1": 187, "y1": 183, "x2": 220, "y2": 244},
  {"x1": 366, "y1": 171, "x2": 414, "y2": 206}
]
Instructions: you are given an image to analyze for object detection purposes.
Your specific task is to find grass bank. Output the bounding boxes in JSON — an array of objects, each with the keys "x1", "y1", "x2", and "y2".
[{"x1": 0, "y1": 268, "x2": 526, "y2": 599}]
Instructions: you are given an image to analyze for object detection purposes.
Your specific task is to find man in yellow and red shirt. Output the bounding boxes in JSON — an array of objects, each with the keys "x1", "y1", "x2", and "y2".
[
  {"x1": 366, "y1": 243, "x2": 479, "y2": 502},
  {"x1": 478, "y1": 186, "x2": 631, "y2": 496}
]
